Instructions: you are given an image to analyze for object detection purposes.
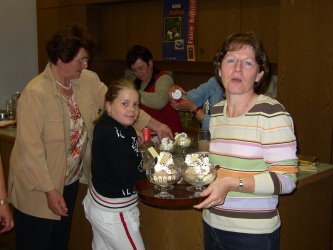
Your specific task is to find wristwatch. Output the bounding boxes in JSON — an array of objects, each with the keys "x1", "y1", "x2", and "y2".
[{"x1": 237, "y1": 177, "x2": 243, "y2": 192}]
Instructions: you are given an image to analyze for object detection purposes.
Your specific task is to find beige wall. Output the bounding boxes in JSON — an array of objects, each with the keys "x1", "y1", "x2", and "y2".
[{"x1": 0, "y1": 0, "x2": 38, "y2": 109}]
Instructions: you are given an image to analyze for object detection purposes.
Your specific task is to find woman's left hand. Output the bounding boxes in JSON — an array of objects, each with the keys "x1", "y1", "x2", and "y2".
[
  {"x1": 46, "y1": 189, "x2": 68, "y2": 217},
  {"x1": 193, "y1": 178, "x2": 231, "y2": 209}
]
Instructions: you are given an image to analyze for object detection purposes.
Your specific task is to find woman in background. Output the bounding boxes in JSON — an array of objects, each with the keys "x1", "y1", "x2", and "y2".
[
  {"x1": 194, "y1": 32, "x2": 298, "y2": 250},
  {"x1": 169, "y1": 76, "x2": 224, "y2": 130},
  {"x1": 126, "y1": 45, "x2": 182, "y2": 134}
]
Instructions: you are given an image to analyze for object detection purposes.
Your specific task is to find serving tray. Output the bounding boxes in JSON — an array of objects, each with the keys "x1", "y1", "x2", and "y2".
[{"x1": 135, "y1": 178, "x2": 205, "y2": 209}]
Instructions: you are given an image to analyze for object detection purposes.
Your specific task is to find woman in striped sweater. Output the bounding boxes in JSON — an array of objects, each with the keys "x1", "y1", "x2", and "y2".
[{"x1": 194, "y1": 32, "x2": 298, "y2": 250}]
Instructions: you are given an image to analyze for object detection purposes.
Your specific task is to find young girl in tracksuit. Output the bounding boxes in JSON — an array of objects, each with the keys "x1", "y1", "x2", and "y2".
[{"x1": 83, "y1": 78, "x2": 145, "y2": 250}]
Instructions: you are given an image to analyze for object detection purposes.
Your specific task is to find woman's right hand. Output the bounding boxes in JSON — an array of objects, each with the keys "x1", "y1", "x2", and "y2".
[
  {"x1": 46, "y1": 189, "x2": 68, "y2": 217},
  {"x1": 171, "y1": 95, "x2": 197, "y2": 111}
]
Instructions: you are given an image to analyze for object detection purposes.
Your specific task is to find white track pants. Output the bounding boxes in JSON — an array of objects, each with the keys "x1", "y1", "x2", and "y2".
[{"x1": 83, "y1": 193, "x2": 145, "y2": 250}]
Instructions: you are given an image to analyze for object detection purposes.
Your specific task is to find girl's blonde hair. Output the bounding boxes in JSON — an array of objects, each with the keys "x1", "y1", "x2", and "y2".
[{"x1": 105, "y1": 78, "x2": 138, "y2": 103}]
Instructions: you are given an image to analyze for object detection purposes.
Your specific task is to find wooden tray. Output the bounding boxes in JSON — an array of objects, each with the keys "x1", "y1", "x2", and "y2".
[{"x1": 135, "y1": 178, "x2": 205, "y2": 209}]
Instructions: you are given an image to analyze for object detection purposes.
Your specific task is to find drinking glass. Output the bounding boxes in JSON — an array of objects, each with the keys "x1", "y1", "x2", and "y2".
[
  {"x1": 198, "y1": 129, "x2": 210, "y2": 152},
  {"x1": 6, "y1": 99, "x2": 15, "y2": 120}
]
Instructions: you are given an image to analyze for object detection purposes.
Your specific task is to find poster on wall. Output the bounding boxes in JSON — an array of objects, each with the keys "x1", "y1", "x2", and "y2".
[{"x1": 162, "y1": 0, "x2": 197, "y2": 61}]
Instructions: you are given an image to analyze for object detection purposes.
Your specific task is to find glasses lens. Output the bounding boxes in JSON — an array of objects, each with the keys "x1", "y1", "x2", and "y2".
[{"x1": 80, "y1": 58, "x2": 89, "y2": 64}]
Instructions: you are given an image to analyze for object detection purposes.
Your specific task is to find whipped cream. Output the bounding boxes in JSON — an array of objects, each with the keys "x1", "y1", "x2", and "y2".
[
  {"x1": 160, "y1": 137, "x2": 174, "y2": 151},
  {"x1": 154, "y1": 152, "x2": 174, "y2": 174},
  {"x1": 185, "y1": 153, "x2": 211, "y2": 174}
]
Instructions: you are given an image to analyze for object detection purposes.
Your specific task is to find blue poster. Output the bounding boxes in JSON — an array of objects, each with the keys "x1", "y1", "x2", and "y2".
[{"x1": 162, "y1": 0, "x2": 197, "y2": 61}]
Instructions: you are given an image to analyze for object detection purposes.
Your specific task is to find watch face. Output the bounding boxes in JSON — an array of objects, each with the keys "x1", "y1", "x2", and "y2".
[{"x1": 237, "y1": 177, "x2": 243, "y2": 192}]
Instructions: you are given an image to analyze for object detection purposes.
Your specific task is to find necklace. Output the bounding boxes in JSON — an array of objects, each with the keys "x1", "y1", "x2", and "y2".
[{"x1": 56, "y1": 80, "x2": 72, "y2": 91}]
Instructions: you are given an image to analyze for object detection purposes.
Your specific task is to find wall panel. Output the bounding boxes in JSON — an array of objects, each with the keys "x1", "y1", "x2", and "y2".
[
  {"x1": 278, "y1": 0, "x2": 333, "y2": 162},
  {"x1": 37, "y1": 0, "x2": 60, "y2": 9},
  {"x1": 242, "y1": 0, "x2": 280, "y2": 63},
  {"x1": 197, "y1": 0, "x2": 241, "y2": 62},
  {"x1": 37, "y1": 8, "x2": 61, "y2": 72},
  {"x1": 87, "y1": 3, "x2": 128, "y2": 60},
  {"x1": 127, "y1": 1, "x2": 163, "y2": 59},
  {"x1": 61, "y1": 5, "x2": 87, "y2": 26}
]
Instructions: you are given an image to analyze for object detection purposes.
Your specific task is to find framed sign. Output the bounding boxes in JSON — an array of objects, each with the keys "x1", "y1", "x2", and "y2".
[{"x1": 162, "y1": 0, "x2": 197, "y2": 61}]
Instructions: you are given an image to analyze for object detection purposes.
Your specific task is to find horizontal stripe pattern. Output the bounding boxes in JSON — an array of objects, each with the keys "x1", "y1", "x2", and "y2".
[
  {"x1": 205, "y1": 94, "x2": 297, "y2": 234},
  {"x1": 213, "y1": 195, "x2": 279, "y2": 211},
  {"x1": 89, "y1": 185, "x2": 138, "y2": 211},
  {"x1": 210, "y1": 207, "x2": 278, "y2": 219}
]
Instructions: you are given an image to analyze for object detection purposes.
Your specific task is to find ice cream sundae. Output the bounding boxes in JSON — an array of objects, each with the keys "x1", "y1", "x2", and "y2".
[
  {"x1": 149, "y1": 152, "x2": 181, "y2": 185},
  {"x1": 183, "y1": 152, "x2": 216, "y2": 185},
  {"x1": 174, "y1": 132, "x2": 191, "y2": 148},
  {"x1": 159, "y1": 137, "x2": 174, "y2": 152}
]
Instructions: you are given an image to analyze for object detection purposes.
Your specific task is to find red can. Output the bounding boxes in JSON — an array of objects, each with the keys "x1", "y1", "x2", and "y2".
[{"x1": 143, "y1": 127, "x2": 151, "y2": 142}]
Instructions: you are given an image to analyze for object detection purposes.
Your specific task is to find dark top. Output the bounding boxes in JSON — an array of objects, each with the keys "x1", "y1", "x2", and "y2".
[{"x1": 91, "y1": 112, "x2": 144, "y2": 198}]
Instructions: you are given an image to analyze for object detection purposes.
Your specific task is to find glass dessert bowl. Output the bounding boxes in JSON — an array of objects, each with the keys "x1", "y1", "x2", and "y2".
[
  {"x1": 174, "y1": 132, "x2": 192, "y2": 149},
  {"x1": 146, "y1": 166, "x2": 182, "y2": 199},
  {"x1": 146, "y1": 152, "x2": 183, "y2": 199},
  {"x1": 182, "y1": 152, "x2": 217, "y2": 198}
]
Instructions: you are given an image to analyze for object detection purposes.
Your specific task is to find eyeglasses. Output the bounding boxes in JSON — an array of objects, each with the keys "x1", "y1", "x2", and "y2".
[
  {"x1": 131, "y1": 67, "x2": 145, "y2": 74},
  {"x1": 76, "y1": 58, "x2": 89, "y2": 64},
  {"x1": 222, "y1": 56, "x2": 257, "y2": 69},
  {"x1": 80, "y1": 58, "x2": 89, "y2": 64}
]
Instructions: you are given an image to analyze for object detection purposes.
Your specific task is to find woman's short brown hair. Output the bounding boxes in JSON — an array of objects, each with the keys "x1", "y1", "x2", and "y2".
[{"x1": 46, "y1": 23, "x2": 96, "y2": 64}]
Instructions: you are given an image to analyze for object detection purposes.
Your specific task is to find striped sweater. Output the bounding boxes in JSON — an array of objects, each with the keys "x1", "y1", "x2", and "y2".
[{"x1": 204, "y1": 94, "x2": 298, "y2": 234}]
